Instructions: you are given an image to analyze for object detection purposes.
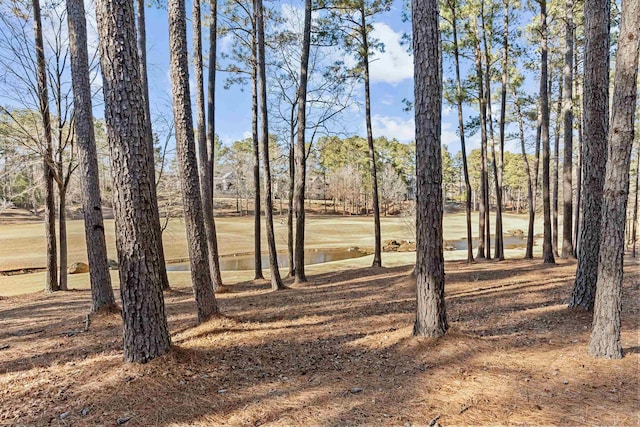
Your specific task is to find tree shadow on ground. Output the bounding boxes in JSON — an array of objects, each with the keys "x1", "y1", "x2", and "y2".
[{"x1": 0, "y1": 258, "x2": 638, "y2": 426}]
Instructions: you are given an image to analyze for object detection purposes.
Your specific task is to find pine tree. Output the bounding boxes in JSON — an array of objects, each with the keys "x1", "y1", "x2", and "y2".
[
  {"x1": 95, "y1": 0, "x2": 171, "y2": 362},
  {"x1": 167, "y1": 0, "x2": 219, "y2": 321},
  {"x1": 570, "y1": 0, "x2": 610, "y2": 310},
  {"x1": 66, "y1": 0, "x2": 116, "y2": 312},
  {"x1": 588, "y1": 0, "x2": 639, "y2": 359},
  {"x1": 413, "y1": 0, "x2": 447, "y2": 337}
]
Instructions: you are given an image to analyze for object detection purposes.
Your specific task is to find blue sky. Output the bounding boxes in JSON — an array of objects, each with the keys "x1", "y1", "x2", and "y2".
[
  {"x1": 0, "y1": 0, "x2": 541, "y2": 157},
  {"x1": 141, "y1": 1, "x2": 433, "y2": 149}
]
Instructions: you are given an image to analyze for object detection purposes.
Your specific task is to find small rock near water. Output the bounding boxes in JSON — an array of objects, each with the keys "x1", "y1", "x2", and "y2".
[
  {"x1": 397, "y1": 241, "x2": 416, "y2": 252},
  {"x1": 68, "y1": 262, "x2": 89, "y2": 274},
  {"x1": 383, "y1": 240, "x2": 416, "y2": 253}
]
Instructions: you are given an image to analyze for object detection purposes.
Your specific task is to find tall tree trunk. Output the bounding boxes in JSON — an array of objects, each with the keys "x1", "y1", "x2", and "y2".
[
  {"x1": 168, "y1": 0, "x2": 218, "y2": 322},
  {"x1": 481, "y1": 0, "x2": 498, "y2": 261},
  {"x1": 136, "y1": 0, "x2": 171, "y2": 291},
  {"x1": 287, "y1": 111, "x2": 295, "y2": 277},
  {"x1": 95, "y1": 0, "x2": 171, "y2": 362},
  {"x1": 474, "y1": 24, "x2": 488, "y2": 260},
  {"x1": 206, "y1": 0, "x2": 224, "y2": 291},
  {"x1": 570, "y1": 0, "x2": 610, "y2": 309},
  {"x1": 294, "y1": 0, "x2": 311, "y2": 282},
  {"x1": 495, "y1": 0, "x2": 509, "y2": 261},
  {"x1": 526, "y1": 98, "x2": 543, "y2": 258},
  {"x1": 448, "y1": 0, "x2": 473, "y2": 263},
  {"x1": 514, "y1": 93, "x2": 536, "y2": 261},
  {"x1": 255, "y1": 0, "x2": 285, "y2": 290},
  {"x1": 573, "y1": 55, "x2": 583, "y2": 255},
  {"x1": 33, "y1": 0, "x2": 58, "y2": 293},
  {"x1": 360, "y1": 5, "x2": 382, "y2": 268},
  {"x1": 194, "y1": 0, "x2": 224, "y2": 292},
  {"x1": 589, "y1": 0, "x2": 639, "y2": 358},
  {"x1": 540, "y1": 0, "x2": 555, "y2": 264},
  {"x1": 251, "y1": 34, "x2": 263, "y2": 280},
  {"x1": 58, "y1": 188, "x2": 68, "y2": 291},
  {"x1": 412, "y1": 0, "x2": 447, "y2": 337},
  {"x1": 633, "y1": 147, "x2": 639, "y2": 258},
  {"x1": 44, "y1": 159, "x2": 57, "y2": 293},
  {"x1": 562, "y1": 0, "x2": 575, "y2": 258},
  {"x1": 553, "y1": 73, "x2": 562, "y2": 258},
  {"x1": 66, "y1": 0, "x2": 116, "y2": 311},
  {"x1": 574, "y1": 118, "x2": 583, "y2": 251}
]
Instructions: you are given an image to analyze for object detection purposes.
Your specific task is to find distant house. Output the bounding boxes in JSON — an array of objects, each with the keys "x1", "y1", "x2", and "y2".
[
  {"x1": 214, "y1": 172, "x2": 235, "y2": 192},
  {"x1": 306, "y1": 175, "x2": 328, "y2": 200}
]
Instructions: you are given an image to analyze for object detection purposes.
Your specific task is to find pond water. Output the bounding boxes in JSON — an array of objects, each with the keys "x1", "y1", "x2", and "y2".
[
  {"x1": 166, "y1": 248, "x2": 369, "y2": 272},
  {"x1": 447, "y1": 236, "x2": 528, "y2": 251}
]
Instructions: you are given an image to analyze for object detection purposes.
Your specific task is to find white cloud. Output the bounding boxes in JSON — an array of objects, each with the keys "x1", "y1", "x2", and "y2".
[
  {"x1": 441, "y1": 122, "x2": 459, "y2": 148},
  {"x1": 380, "y1": 94, "x2": 394, "y2": 105},
  {"x1": 371, "y1": 115, "x2": 414, "y2": 142},
  {"x1": 372, "y1": 116, "x2": 465, "y2": 147},
  {"x1": 368, "y1": 23, "x2": 413, "y2": 85},
  {"x1": 218, "y1": 34, "x2": 234, "y2": 55}
]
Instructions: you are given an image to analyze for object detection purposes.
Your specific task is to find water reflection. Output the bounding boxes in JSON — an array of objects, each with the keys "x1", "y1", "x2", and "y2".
[{"x1": 166, "y1": 248, "x2": 369, "y2": 272}]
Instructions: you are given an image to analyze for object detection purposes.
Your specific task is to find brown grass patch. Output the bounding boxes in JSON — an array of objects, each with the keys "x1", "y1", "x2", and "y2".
[{"x1": 1, "y1": 258, "x2": 639, "y2": 426}]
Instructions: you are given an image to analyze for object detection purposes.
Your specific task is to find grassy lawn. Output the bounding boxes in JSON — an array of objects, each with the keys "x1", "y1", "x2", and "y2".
[{"x1": 0, "y1": 211, "x2": 545, "y2": 296}]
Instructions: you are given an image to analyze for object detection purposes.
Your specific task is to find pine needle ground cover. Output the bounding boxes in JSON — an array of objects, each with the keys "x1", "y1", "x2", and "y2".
[{"x1": 1, "y1": 258, "x2": 638, "y2": 426}]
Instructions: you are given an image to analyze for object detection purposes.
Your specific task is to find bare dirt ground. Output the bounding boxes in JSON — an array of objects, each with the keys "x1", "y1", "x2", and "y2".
[{"x1": 1, "y1": 257, "x2": 638, "y2": 426}]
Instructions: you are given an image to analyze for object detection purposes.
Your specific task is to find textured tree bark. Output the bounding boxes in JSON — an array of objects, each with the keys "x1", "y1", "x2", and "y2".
[
  {"x1": 589, "y1": 0, "x2": 639, "y2": 358},
  {"x1": 540, "y1": 0, "x2": 555, "y2": 264},
  {"x1": 66, "y1": 0, "x2": 116, "y2": 311},
  {"x1": 562, "y1": 0, "x2": 575, "y2": 258},
  {"x1": 570, "y1": 0, "x2": 610, "y2": 309},
  {"x1": 294, "y1": 0, "x2": 312, "y2": 283},
  {"x1": 360, "y1": 5, "x2": 382, "y2": 268},
  {"x1": 168, "y1": 0, "x2": 218, "y2": 321},
  {"x1": 553, "y1": 73, "x2": 562, "y2": 258},
  {"x1": 95, "y1": 0, "x2": 171, "y2": 363},
  {"x1": 412, "y1": 0, "x2": 447, "y2": 337},
  {"x1": 255, "y1": 0, "x2": 285, "y2": 290},
  {"x1": 136, "y1": 0, "x2": 171, "y2": 291},
  {"x1": 194, "y1": 0, "x2": 224, "y2": 292},
  {"x1": 32, "y1": 0, "x2": 58, "y2": 293},
  {"x1": 448, "y1": 0, "x2": 473, "y2": 263}
]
